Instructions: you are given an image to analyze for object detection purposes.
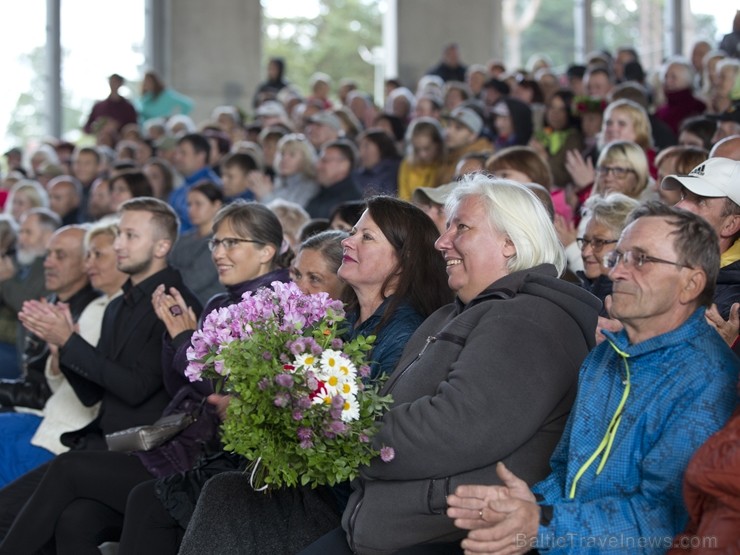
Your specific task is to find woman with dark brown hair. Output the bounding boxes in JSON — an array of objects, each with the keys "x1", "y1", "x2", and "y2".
[
  {"x1": 175, "y1": 196, "x2": 452, "y2": 555},
  {"x1": 109, "y1": 170, "x2": 154, "y2": 211}
]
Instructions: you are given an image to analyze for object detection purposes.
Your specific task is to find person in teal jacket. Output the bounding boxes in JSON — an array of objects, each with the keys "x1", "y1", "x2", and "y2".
[
  {"x1": 448, "y1": 201, "x2": 740, "y2": 555},
  {"x1": 137, "y1": 70, "x2": 193, "y2": 124}
]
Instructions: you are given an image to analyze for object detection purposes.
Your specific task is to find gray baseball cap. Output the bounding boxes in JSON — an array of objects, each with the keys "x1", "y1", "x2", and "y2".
[{"x1": 446, "y1": 106, "x2": 483, "y2": 136}]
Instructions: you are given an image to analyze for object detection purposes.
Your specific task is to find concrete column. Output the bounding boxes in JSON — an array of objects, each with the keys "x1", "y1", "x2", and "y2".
[
  {"x1": 161, "y1": 0, "x2": 262, "y2": 125},
  {"x1": 144, "y1": 0, "x2": 169, "y2": 79},
  {"x1": 573, "y1": 0, "x2": 593, "y2": 63},
  {"x1": 392, "y1": 0, "x2": 503, "y2": 89},
  {"x1": 46, "y1": 0, "x2": 62, "y2": 138},
  {"x1": 664, "y1": 0, "x2": 683, "y2": 57}
]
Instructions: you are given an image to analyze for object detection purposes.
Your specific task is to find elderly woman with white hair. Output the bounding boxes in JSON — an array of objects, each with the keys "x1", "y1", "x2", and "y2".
[{"x1": 300, "y1": 174, "x2": 601, "y2": 554}]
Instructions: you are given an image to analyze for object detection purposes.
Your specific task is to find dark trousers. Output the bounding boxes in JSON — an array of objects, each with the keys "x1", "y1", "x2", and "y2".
[
  {"x1": 118, "y1": 479, "x2": 184, "y2": 555},
  {"x1": 0, "y1": 451, "x2": 152, "y2": 555},
  {"x1": 298, "y1": 526, "x2": 465, "y2": 555}
]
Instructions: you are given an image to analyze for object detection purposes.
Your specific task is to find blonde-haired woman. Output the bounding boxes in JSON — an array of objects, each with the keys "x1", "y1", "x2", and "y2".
[
  {"x1": 599, "y1": 99, "x2": 657, "y2": 178},
  {"x1": 4, "y1": 180, "x2": 48, "y2": 224},
  {"x1": 252, "y1": 133, "x2": 319, "y2": 208}
]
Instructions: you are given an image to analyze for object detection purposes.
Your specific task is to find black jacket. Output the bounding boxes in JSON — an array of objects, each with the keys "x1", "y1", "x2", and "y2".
[{"x1": 58, "y1": 266, "x2": 201, "y2": 450}]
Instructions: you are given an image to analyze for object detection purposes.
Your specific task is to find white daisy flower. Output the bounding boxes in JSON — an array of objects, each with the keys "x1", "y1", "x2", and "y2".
[
  {"x1": 320, "y1": 364, "x2": 344, "y2": 396},
  {"x1": 337, "y1": 358, "x2": 357, "y2": 378},
  {"x1": 318, "y1": 349, "x2": 343, "y2": 379},
  {"x1": 294, "y1": 352, "x2": 318, "y2": 372},
  {"x1": 337, "y1": 378, "x2": 358, "y2": 399},
  {"x1": 340, "y1": 395, "x2": 360, "y2": 422}
]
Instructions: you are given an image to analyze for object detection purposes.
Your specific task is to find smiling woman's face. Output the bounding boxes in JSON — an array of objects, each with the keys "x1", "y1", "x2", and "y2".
[
  {"x1": 434, "y1": 196, "x2": 515, "y2": 304},
  {"x1": 337, "y1": 211, "x2": 399, "y2": 298}
]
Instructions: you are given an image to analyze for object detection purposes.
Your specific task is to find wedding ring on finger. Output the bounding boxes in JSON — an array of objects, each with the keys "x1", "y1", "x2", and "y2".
[
  {"x1": 479, "y1": 509, "x2": 484, "y2": 520},
  {"x1": 169, "y1": 305, "x2": 183, "y2": 317}
]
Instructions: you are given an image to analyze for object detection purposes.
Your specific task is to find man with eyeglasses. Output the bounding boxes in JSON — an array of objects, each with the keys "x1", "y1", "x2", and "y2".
[{"x1": 447, "y1": 202, "x2": 738, "y2": 554}]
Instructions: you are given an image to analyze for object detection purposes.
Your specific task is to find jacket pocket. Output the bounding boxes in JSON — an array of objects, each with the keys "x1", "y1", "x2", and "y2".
[{"x1": 426, "y1": 476, "x2": 452, "y2": 514}]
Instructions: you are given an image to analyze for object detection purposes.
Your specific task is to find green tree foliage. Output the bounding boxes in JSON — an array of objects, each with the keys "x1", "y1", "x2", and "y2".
[
  {"x1": 263, "y1": 0, "x2": 382, "y2": 100},
  {"x1": 519, "y1": 0, "x2": 716, "y2": 73},
  {"x1": 6, "y1": 46, "x2": 85, "y2": 147}
]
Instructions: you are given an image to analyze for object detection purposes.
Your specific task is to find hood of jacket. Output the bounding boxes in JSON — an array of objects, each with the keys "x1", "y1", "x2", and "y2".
[{"x1": 462, "y1": 263, "x2": 601, "y2": 351}]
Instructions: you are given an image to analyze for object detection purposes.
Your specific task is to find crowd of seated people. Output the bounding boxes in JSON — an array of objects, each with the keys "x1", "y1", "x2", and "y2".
[{"x1": 0, "y1": 27, "x2": 740, "y2": 553}]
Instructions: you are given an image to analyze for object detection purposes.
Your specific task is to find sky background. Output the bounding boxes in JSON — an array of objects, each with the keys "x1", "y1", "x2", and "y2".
[{"x1": 0, "y1": 0, "x2": 733, "y2": 155}]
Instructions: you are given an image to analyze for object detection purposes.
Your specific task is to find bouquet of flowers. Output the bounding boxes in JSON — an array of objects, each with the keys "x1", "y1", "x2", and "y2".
[{"x1": 185, "y1": 281, "x2": 394, "y2": 489}]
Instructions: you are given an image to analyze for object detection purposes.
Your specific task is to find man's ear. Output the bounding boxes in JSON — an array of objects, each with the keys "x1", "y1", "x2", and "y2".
[
  {"x1": 154, "y1": 239, "x2": 172, "y2": 260},
  {"x1": 678, "y1": 268, "x2": 707, "y2": 305},
  {"x1": 720, "y1": 213, "x2": 740, "y2": 240}
]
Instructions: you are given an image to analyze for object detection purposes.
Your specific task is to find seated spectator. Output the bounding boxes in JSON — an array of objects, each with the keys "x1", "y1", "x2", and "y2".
[
  {"x1": 305, "y1": 139, "x2": 362, "y2": 219},
  {"x1": 170, "y1": 133, "x2": 223, "y2": 232},
  {"x1": 354, "y1": 128, "x2": 401, "y2": 196},
  {"x1": 219, "y1": 151, "x2": 261, "y2": 204},
  {"x1": 668, "y1": 387, "x2": 740, "y2": 553},
  {"x1": 0, "y1": 209, "x2": 60, "y2": 380},
  {"x1": 328, "y1": 200, "x2": 365, "y2": 233},
  {"x1": 0, "y1": 217, "x2": 21, "y2": 378},
  {"x1": 87, "y1": 177, "x2": 114, "y2": 221},
  {"x1": 245, "y1": 134, "x2": 319, "y2": 207},
  {"x1": 485, "y1": 146, "x2": 571, "y2": 222},
  {"x1": 410, "y1": 181, "x2": 458, "y2": 235},
  {"x1": 169, "y1": 182, "x2": 224, "y2": 306},
  {"x1": 300, "y1": 176, "x2": 600, "y2": 554},
  {"x1": 654, "y1": 145, "x2": 709, "y2": 205},
  {"x1": 448, "y1": 202, "x2": 738, "y2": 555},
  {"x1": 559, "y1": 140, "x2": 652, "y2": 275},
  {"x1": 454, "y1": 151, "x2": 491, "y2": 178},
  {"x1": 4, "y1": 180, "x2": 48, "y2": 224},
  {"x1": 655, "y1": 56, "x2": 707, "y2": 135},
  {"x1": 142, "y1": 158, "x2": 177, "y2": 201},
  {"x1": 266, "y1": 198, "x2": 311, "y2": 253},
  {"x1": 47, "y1": 176, "x2": 83, "y2": 226},
  {"x1": 439, "y1": 105, "x2": 493, "y2": 183},
  {"x1": 175, "y1": 197, "x2": 451, "y2": 555},
  {"x1": 0, "y1": 198, "x2": 202, "y2": 544},
  {"x1": 110, "y1": 170, "x2": 154, "y2": 212},
  {"x1": 678, "y1": 115, "x2": 717, "y2": 150},
  {"x1": 491, "y1": 97, "x2": 534, "y2": 150},
  {"x1": 531, "y1": 89, "x2": 585, "y2": 188},
  {"x1": 397, "y1": 117, "x2": 446, "y2": 200},
  {"x1": 0, "y1": 219, "x2": 125, "y2": 485},
  {"x1": 576, "y1": 193, "x2": 640, "y2": 314},
  {"x1": 600, "y1": 98, "x2": 658, "y2": 179}
]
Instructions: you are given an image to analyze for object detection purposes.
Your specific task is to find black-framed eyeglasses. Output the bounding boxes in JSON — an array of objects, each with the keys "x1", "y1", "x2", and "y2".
[
  {"x1": 576, "y1": 237, "x2": 618, "y2": 251},
  {"x1": 207, "y1": 237, "x2": 264, "y2": 252},
  {"x1": 603, "y1": 249, "x2": 693, "y2": 270},
  {"x1": 595, "y1": 166, "x2": 636, "y2": 179}
]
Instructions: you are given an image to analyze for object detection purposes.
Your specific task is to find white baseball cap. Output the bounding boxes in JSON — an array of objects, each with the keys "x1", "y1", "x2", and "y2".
[{"x1": 661, "y1": 157, "x2": 740, "y2": 207}]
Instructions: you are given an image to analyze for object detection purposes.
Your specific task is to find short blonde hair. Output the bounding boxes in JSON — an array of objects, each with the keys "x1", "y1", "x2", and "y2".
[
  {"x1": 274, "y1": 133, "x2": 317, "y2": 178},
  {"x1": 594, "y1": 140, "x2": 650, "y2": 198},
  {"x1": 446, "y1": 174, "x2": 565, "y2": 275},
  {"x1": 84, "y1": 216, "x2": 119, "y2": 251},
  {"x1": 601, "y1": 99, "x2": 653, "y2": 150}
]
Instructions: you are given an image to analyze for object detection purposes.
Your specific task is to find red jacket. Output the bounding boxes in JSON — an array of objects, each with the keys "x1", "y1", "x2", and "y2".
[{"x1": 669, "y1": 403, "x2": 740, "y2": 554}]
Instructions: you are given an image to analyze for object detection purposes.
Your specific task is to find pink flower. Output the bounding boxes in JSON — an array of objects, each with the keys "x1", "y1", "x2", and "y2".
[{"x1": 380, "y1": 446, "x2": 395, "y2": 462}]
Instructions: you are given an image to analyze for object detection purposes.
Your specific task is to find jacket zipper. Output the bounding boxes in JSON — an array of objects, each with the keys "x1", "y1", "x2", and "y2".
[{"x1": 386, "y1": 335, "x2": 437, "y2": 395}]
